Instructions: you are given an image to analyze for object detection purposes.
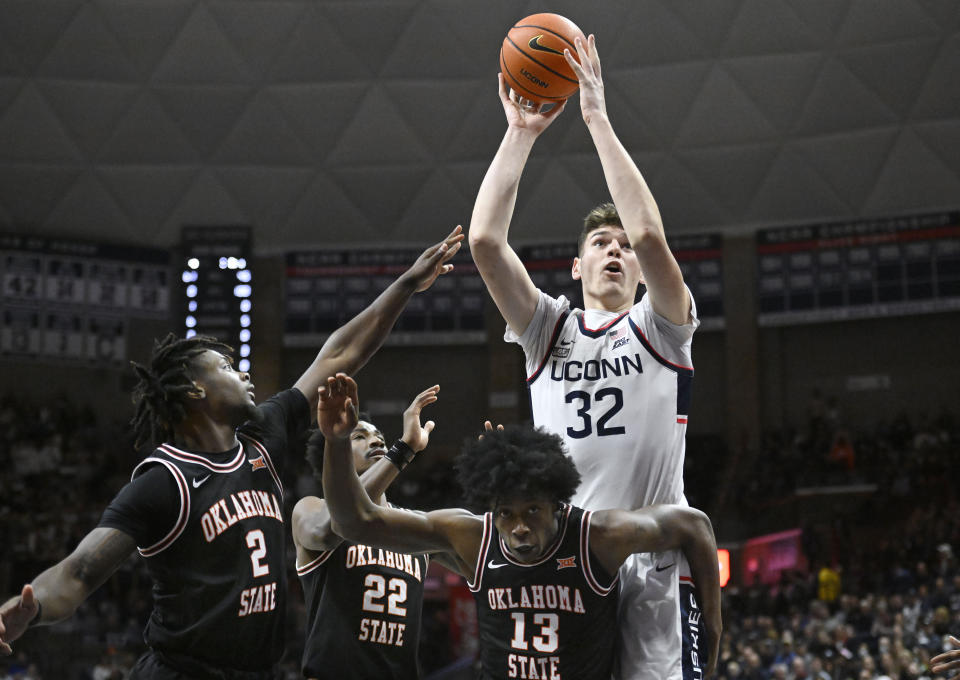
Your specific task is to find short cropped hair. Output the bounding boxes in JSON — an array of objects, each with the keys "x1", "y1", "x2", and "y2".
[
  {"x1": 304, "y1": 411, "x2": 373, "y2": 484},
  {"x1": 577, "y1": 202, "x2": 622, "y2": 254},
  {"x1": 455, "y1": 424, "x2": 581, "y2": 512}
]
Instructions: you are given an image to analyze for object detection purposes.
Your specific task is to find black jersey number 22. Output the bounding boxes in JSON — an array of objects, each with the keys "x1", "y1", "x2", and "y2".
[{"x1": 565, "y1": 388, "x2": 625, "y2": 439}]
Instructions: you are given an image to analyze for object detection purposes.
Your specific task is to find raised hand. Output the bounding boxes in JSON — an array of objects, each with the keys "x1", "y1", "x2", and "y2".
[
  {"x1": 316, "y1": 374, "x2": 360, "y2": 441},
  {"x1": 408, "y1": 226, "x2": 465, "y2": 293},
  {"x1": 932, "y1": 636, "x2": 960, "y2": 678},
  {"x1": 564, "y1": 34, "x2": 607, "y2": 125},
  {"x1": 478, "y1": 420, "x2": 505, "y2": 441},
  {"x1": 498, "y1": 73, "x2": 567, "y2": 134},
  {"x1": 0, "y1": 584, "x2": 39, "y2": 655},
  {"x1": 402, "y1": 385, "x2": 440, "y2": 453}
]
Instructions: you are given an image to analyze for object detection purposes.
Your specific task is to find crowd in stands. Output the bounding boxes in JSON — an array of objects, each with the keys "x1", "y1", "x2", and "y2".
[{"x1": 1, "y1": 389, "x2": 958, "y2": 679}]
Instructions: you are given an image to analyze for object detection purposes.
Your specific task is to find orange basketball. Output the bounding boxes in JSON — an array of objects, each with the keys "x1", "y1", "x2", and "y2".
[{"x1": 499, "y1": 13, "x2": 586, "y2": 106}]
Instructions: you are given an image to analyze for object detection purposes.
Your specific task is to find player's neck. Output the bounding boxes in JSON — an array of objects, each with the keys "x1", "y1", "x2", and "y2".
[
  {"x1": 583, "y1": 292, "x2": 632, "y2": 314},
  {"x1": 172, "y1": 418, "x2": 240, "y2": 453}
]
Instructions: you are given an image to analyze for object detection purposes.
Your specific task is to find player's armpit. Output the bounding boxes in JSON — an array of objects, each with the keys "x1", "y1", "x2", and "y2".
[{"x1": 292, "y1": 496, "x2": 341, "y2": 553}]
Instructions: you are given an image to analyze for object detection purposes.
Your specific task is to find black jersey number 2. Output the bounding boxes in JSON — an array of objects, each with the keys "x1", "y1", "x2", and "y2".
[{"x1": 565, "y1": 388, "x2": 626, "y2": 439}]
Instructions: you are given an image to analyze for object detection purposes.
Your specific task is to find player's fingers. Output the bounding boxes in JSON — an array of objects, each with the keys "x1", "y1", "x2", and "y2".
[
  {"x1": 951, "y1": 635, "x2": 960, "y2": 647},
  {"x1": 0, "y1": 641, "x2": 11, "y2": 655},
  {"x1": 563, "y1": 48, "x2": 584, "y2": 79},
  {"x1": 497, "y1": 73, "x2": 510, "y2": 100},
  {"x1": 497, "y1": 423, "x2": 504, "y2": 431},
  {"x1": 543, "y1": 100, "x2": 567, "y2": 120},
  {"x1": 20, "y1": 585, "x2": 34, "y2": 609},
  {"x1": 424, "y1": 421, "x2": 435, "y2": 434},
  {"x1": 588, "y1": 34, "x2": 601, "y2": 76}
]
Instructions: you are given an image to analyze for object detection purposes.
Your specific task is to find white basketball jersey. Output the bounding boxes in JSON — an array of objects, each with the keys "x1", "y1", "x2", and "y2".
[{"x1": 507, "y1": 290, "x2": 698, "y2": 511}]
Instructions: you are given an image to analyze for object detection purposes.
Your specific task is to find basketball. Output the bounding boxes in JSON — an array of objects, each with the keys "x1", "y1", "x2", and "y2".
[{"x1": 499, "y1": 13, "x2": 587, "y2": 106}]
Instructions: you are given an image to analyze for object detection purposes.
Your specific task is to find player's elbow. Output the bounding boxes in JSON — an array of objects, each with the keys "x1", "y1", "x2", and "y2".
[{"x1": 467, "y1": 230, "x2": 504, "y2": 259}]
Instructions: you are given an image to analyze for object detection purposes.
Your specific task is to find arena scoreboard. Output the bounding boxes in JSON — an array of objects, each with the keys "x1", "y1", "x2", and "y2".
[
  {"x1": 283, "y1": 246, "x2": 485, "y2": 347},
  {"x1": 757, "y1": 212, "x2": 960, "y2": 326},
  {"x1": 519, "y1": 233, "x2": 725, "y2": 329},
  {"x1": 0, "y1": 233, "x2": 169, "y2": 363}
]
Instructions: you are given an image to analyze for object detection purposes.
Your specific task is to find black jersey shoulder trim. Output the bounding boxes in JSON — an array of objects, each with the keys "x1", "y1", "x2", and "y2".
[
  {"x1": 577, "y1": 311, "x2": 629, "y2": 338},
  {"x1": 527, "y1": 310, "x2": 571, "y2": 385},
  {"x1": 238, "y1": 433, "x2": 284, "y2": 501},
  {"x1": 157, "y1": 442, "x2": 247, "y2": 472},
  {"x1": 133, "y1": 457, "x2": 191, "y2": 557},
  {"x1": 580, "y1": 510, "x2": 619, "y2": 596},
  {"x1": 296, "y1": 548, "x2": 335, "y2": 576},
  {"x1": 498, "y1": 504, "x2": 573, "y2": 568},
  {"x1": 468, "y1": 512, "x2": 494, "y2": 592}
]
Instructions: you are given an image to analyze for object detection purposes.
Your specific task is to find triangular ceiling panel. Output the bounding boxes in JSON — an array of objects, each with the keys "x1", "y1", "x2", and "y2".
[
  {"x1": 723, "y1": 52, "x2": 822, "y2": 134},
  {"x1": 97, "y1": 166, "x2": 199, "y2": 233},
  {"x1": 268, "y1": 4, "x2": 370, "y2": 82},
  {"x1": 0, "y1": 0, "x2": 83, "y2": 74},
  {"x1": 331, "y1": 165, "x2": 432, "y2": 231},
  {"x1": 281, "y1": 171, "x2": 374, "y2": 251},
  {"x1": 163, "y1": 171, "x2": 248, "y2": 236},
  {"x1": 0, "y1": 77, "x2": 24, "y2": 114},
  {"x1": 864, "y1": 129, "x2": 960, "y2": 212},
  {"x1": 676, "y1": 65, "x2": 779, "y2": 147},
  {"x1": 214, "y1": 90, "x2": 313, "y2": 165},
  {"x1": 513, "y1": 159, "x2": 595, "y2": 241},
  {"x1": 793, "y1": 57, "x2": 899, "y2": 136},
  {"x1": 0, "y1": 83, "x2": 82, "y2": 162},
  {"x1": 747, "y1": 148, "x2": 853, "y2": 222},
  {"x1": 36, "y1": 81, "x2": 140, "y2": 158},
  {"x1": 913, "y1": 0, "x2": 960, "y2": 28},
  {"x1": 268, "y1": 82, "x2": 369, "y2": 160},
  {"x1": 781, "y1": 0, "x2": 849, "y2": 43},
  {"x1": 154, "y1": 85, "x2": 252, "y2": 159},
  {"x1": 394, "y1": 167, "x2": 472, "y2": 238},
  {"x1": 384, "y1": 79, "x2": 483, "y2": 158},
  {"x1": 0, "y1": 167, "x2": 82, "y2": 227},
  {"x1": 721, "y1": 0, "x2": 821, "y2": 57},
  {"x1": 430, "y1": 1, "x2": 532, "y2": 77},
  {"x1": 37, "y1": 3, "x2": 138, "y2": 80},
  {"x1": 379, "y1": 4, "x2": 475, "y2": 78},
  {"x1": 911, "y1": 34, "x2": 960, "y2": 120},
  {"x1": 608, "y1": 61, "x2": 712, "y2": 146},
  {"x1": 97, "y1": 91, "x2": 198, "y2": 163},
  {"x1": 321, "y1": 1, "x2": 419, "y2": 76},
  {"x1": 676, "y1": 143, "x2": 780, "y2": 216},
  {"x1": 646, "y1": 156, "x2": 730, "y2": 231},
  {"x1": 151, "y1": 4, "x2": 250, "y2": 85},
  {"x1": 790, "y1": 128, "x2": 900, "y2": 212},
  {"x1": 327, "y1": 86, "x2": 430, "y2": 165},
  {"x1": 605, "y1": 1, "x2": 705, "y2": 68},
  {"x1": 44, "y1": 171, "x2": 135, "y2": 241},
  {"x1": 443, "y1": 160, "x2": 492, "y2": 204},
  {"x1": 557, "y1": 151, "x2": 623, "y2": 205},
  {"x1": 206, "y1": 1, "x2": 305, "y2": 79},
  {"x1": 913, "y1": 120, "x2": 960, "y2": 177},
  {"x1": 663, "y1": 1, "x2": 742, "y2": 54},
  {"x1": 837, "y1": 0, "x2": 940, "y2": 46},
  {"x1": 839, "y1": 38, "x2": 941, "y2": 117},
  {"x1": 216, "y1": 167, "x2": 316, "y2": 234},
  {"x1": 95, "y1": 0, "x2": 196, "y2": 77}
]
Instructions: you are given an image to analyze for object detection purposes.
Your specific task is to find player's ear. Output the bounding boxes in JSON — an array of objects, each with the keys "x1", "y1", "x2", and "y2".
[
  {"x1": 186, "y1": 381, "x2": 206, "y2": 400},
  {"x1": 571, "y1": 257, "x2": 582, "y2": 281}
]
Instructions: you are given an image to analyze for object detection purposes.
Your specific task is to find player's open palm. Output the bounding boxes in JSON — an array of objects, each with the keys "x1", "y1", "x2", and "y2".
[
  {"x1": 0, "y1": 584, "x2": 39, "y2": 655},
  {"x1": 409, "y1": 226, "x2": 464, "y2": 293},
  {"x1": 498, "y1": 73, "x2": 566, "y2": 134},
  {"x1": 317, "y1": 374, "x2": 359, "y2": 441},
  {"x1": 565, "y1": 34, "x2": 607, "y2": 125},
  {"x1": 402, "y1": 385, "x2": 440, "y2": 453},
  {"x1": 932, "y1": 636, "x2": 960, "y2": 678}
]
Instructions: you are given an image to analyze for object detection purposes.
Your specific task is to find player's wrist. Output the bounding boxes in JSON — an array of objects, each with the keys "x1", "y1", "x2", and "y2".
[{"x1": 385, "y1": 439, "x2": 416, "y2": 472}]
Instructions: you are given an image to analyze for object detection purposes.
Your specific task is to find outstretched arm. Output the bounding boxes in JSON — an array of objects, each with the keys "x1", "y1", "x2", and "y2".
[
  {"x1": 317, "y1": 374, "x2": 482, "y2": 570},
  {"x1": 0, "y1": 528, "x2": 136, "y2": 654},
  {"x1": 468, "y1": 76, "x2": 566, "y2": 336},
  {"x1": 932, "y1": 636, "x2": 960, "y2": 678},
  {"x1": 293, "y1": 385, "x2": 440, "y2": 553},
  {"x1": 590, "y1": 505, "x2": 721, "y2": 676},
  {"x1": 293, "y1": 227, "x2": 463, "y2": 412},
  {"x1": 566, "y1": 36, "x2": 690, "y2": 324}
]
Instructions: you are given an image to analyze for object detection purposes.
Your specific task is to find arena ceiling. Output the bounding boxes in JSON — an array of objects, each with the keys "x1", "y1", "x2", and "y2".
[{"x1": 1, "y1": 0, "x2": 958, "y2": 254}]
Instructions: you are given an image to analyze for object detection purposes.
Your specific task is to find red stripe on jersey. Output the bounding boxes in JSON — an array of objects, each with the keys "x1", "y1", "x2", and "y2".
[
  {"x1": 677, "y1": 417, "x2": 688, "y2": 424},
  {"x1": 158, "y1": 443, "x2": 246, "y2": 472},
  {"x1": 240, "y1": 435, "x2": 284, "y2": 501},
  {"x1": 296, "y1": 549, "x2": 335, "y2": 576},
  {"x1": 628, "y1": 319, "x2": 694, "y2": 372},
  {"x1": 578, "y1": 311, "x2": 628, "y2": 334},
  {"x1": 498, "y1": 504, "x2": 572, "y2": 568},
  {"x1": 468, "y1": 513, "x2": 494, "y2": 592},
  {"x1": 580, "y1": 510, "x2": 618, "y2": 596},
  {"x1": 136, "y1": 458, "x2": 191, "y2": 557},
  {"x1": 527, "y1": 311, "x2": 570, "y2": 383}
]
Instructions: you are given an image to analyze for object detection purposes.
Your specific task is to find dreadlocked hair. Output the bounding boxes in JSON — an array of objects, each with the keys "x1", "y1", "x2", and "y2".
[
  {"x1": 455, "y1": 424, "x2": 581, "y2": 512},
  {"x1": 129, "y1": 332, "x2": 234, "y2": 450}
]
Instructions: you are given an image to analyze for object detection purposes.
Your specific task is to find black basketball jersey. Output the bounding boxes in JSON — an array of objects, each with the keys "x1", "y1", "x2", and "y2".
[
  {"x1": 468, "y1": 505, "x2": 619, "y2": 680},
  {"x1": 131, "y1": 432, "x2": 288, "y2": 671},
  {"x1": 298, "y1": 537, "x2": 428, "y2": 679}
]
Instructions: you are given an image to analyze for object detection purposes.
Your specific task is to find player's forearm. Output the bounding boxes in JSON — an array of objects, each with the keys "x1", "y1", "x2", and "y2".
[
  {"x1": 322, "y1": 438, "x2": 388, "y2": 542},
  {"x1": 29, "y1": 564, "x2": 88, "y2": 624},
  {"x1": 678, "y1": 510, "x2": 722, "y2": 645},
  {"x1": 469, "y1": 127, "x2": 538, "y2": 251},
  {"x1": 586, "y1": 115, "x2": 666, "y2": 244}
]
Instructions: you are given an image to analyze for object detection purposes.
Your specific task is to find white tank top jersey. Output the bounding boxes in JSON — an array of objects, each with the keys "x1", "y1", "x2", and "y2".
[{"x1": 506, "y1": 289, "x2": 699, "y2": 512}]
